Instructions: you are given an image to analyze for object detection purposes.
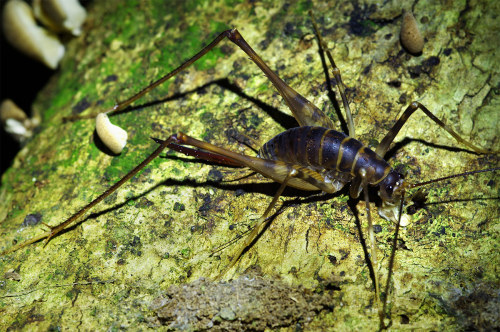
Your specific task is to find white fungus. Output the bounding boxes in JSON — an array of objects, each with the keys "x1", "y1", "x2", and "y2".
[
  {"x1": 2, "y1": 0, "x2": 65, "y2": 69},
  {"x1": 95, "y1": 113, "x2": 128, "y2": 154},
  {"x1": 0, "y1": 99, "x2": 39, "y2": 142},
  {"x1": 33, "y1": 0, "x2": 87, "y2": 36}
]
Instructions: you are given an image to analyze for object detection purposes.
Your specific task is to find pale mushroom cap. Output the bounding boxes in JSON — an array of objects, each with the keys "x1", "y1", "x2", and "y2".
[
  {"x1": 400, "y1": 11, "x2": 424, "y2": 54},
  {"x1": 33, "y1": 0, "x2": 87, "y2": 36},
  {"x1": 2, "y1": 0, "x2": 65, "y2": 69},
  {"x1": 95, "y1": 113, "x2": 128, "y2": 154}
]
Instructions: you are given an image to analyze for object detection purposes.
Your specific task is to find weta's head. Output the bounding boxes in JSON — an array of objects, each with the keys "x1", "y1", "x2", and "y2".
[
  {"x1": 378, "y1": 170, "x2": 405, "y2": 203},
  {"x1": 377, "y1": 169, "x2": 411, "y2": 225}
]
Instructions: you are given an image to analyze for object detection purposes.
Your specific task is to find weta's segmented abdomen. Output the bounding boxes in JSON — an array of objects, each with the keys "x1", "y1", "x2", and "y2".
[{"x1": 259, "y1": 126, "x2": 390, "y2": 184}]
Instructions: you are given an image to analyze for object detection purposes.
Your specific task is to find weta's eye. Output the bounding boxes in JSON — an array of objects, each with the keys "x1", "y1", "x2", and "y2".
[{"x1": 386, "y1": 185, "x2": 394, "y2": 195}]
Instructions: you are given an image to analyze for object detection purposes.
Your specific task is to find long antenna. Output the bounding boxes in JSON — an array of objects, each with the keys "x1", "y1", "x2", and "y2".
[{"x1": 411, "y1": 167, "x2": 499, "y2": 189}]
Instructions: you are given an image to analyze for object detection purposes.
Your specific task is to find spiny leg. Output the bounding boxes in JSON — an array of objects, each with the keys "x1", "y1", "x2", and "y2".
[
  {"x1": 1, "y1": 137, "x2": 175, "y2": 255},
  {"x1": 309, "y1": 11, "x2": 356, "y2": 137},
  {"x1": 210, "y1": 224, "x2": 253, "y2": 256},
  {"x1": 171, "y1": 132, "x2": 338, "y2": 193},
  {"x1": 65, "y1": 29, "x2": 334, "y2": 130},
  {"x1": 354, "y1": 169, "x2": 406, "y2": 329},
  {"x1": 227, "y1": 29, "x2": 335, "y2": 129},
  {"x1": 165, "y1": 142, "x2": 244, "y2": 167},
  {"x1": 2, "y1": 133, "x2": 258, "y2": 256},
  {"x1": 63, "y1": 30, "x2": 235, "y2": 121},
  {"x1": 376, "y1": 101, "x2": 493, "y2": 157}
]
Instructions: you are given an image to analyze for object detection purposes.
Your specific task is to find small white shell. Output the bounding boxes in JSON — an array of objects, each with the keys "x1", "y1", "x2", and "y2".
[
  {"x1": 400, "y1": 11, "x2": 424, "y2": 54},
  {"x1": 95, "y1": 113, "x2": 128, "y2": 154},
  {"x1": 33, "y1": 0, "x2": 87, "y2": 36},
  {"x1": 2, "y1": 0, "x2": 65, "y2": 69}
]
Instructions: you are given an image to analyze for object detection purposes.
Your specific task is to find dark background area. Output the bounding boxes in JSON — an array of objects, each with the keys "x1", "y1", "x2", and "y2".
[{"x1": 0, "y1": 0, "x2": 90, "y2": 179}]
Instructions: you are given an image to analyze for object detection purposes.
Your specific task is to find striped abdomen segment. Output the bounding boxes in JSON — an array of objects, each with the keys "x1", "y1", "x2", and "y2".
[{"x1": 258, "y1": 126, "x2": 390, "y2": 184}]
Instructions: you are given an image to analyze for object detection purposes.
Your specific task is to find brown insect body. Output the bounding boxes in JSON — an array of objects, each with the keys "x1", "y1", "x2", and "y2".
[
  {"x1": 256, "y1": 125, "x2": 407, "y2": 272},
  {"x1": 258, "y1": 126, "x2": 402, "y2": 202},
  {"x1": 260, "y1": 126, "x2": 390, "y2": 182}
]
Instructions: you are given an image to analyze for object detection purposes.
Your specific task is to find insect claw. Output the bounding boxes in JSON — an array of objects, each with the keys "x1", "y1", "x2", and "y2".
[{"x1": 150, "y1": 137, "x2": 164, "y2": 144}]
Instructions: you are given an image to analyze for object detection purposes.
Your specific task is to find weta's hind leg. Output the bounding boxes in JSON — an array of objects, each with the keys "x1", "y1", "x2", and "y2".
[
  {"x1": 65, "y1": 29, "x2": 335, "y2": 130},
  {"x1": 376, "y1": 101, "x2": 493, "y2": 157},
  {"x1": 1, "y1": 137, "x2": 177, "y2": 255}
]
